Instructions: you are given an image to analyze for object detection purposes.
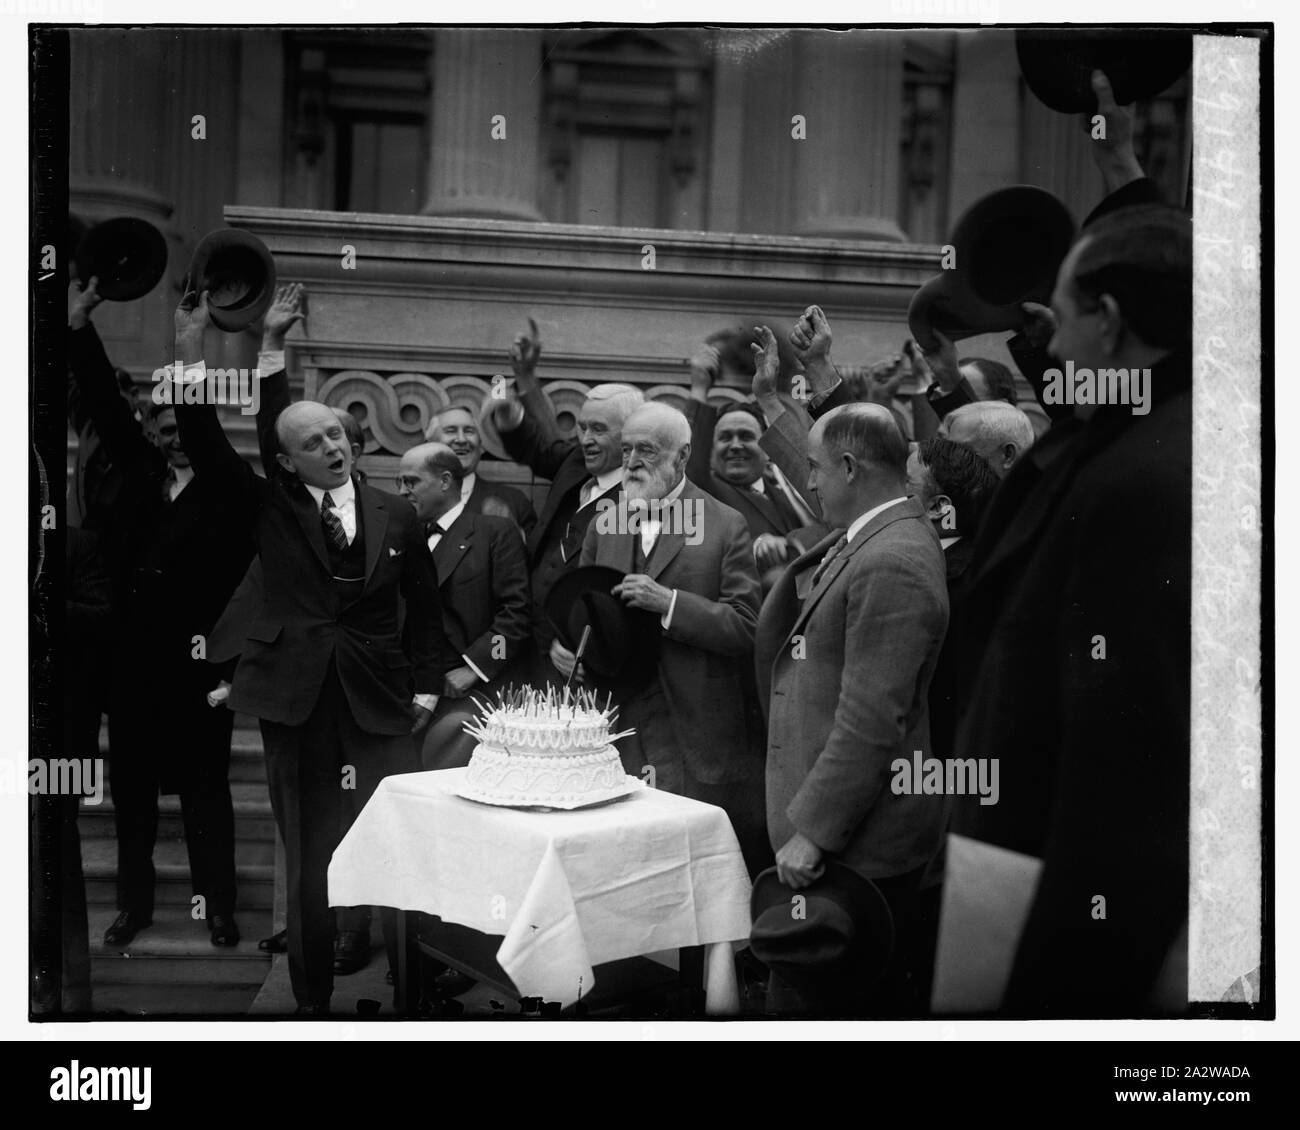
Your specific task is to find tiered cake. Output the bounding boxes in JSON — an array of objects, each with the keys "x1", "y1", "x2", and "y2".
[{"x1": 454, "y1": 686, "x2": 641, "y2": 810}]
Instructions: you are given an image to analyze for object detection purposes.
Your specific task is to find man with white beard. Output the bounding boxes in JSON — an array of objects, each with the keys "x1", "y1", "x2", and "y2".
[{"x1": 554, "y1": 402, "x2": 769, "y2": 874}]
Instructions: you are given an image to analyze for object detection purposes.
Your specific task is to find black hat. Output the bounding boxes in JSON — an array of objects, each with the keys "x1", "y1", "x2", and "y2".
[
  {"x1": 187, "y1": 228, "x2": 277, "y2": 332},
  {"x1": 1015, "y1": 29, "x2": 1192, "y2": 115},
  {"x1": 73, "y1": 216, "x2": 169, "y2": 302},
  {"x1": 750, "y1": 862, "x2": 895, "y2": 1007},
  {"x1": 544, "y1": 565, "x2": 660, "y2": 692},
  {"x1": 908, "y1": 186, "x2": 1075, "y2": 352}
]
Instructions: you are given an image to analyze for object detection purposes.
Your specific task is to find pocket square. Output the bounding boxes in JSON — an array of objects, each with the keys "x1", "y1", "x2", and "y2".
[{"x1": 388, "y1": 547, "x2": 403, "y2": 557}]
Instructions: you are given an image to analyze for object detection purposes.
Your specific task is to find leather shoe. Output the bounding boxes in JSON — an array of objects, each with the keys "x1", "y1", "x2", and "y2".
[
  {"x1": 293, "y1": 1003, "x2": 330, "y2": 1017},
  {"x1": 209, "y1": 913, "x2": 241, "y2": 947},
  {"x1": 103, "y1": 910, "x2": 151, "y2": 947},
  {"x1": 259, "y1": 927, "x2": 288, "y2": 953},
  {"x1": 333, "y1": 930, "x2": 371, "y2": 975}
]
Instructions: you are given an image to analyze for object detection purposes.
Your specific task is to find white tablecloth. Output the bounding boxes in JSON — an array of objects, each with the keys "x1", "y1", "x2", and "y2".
[{"x1": 328, "y1": 768, "x2": 753, "y2": 1009}]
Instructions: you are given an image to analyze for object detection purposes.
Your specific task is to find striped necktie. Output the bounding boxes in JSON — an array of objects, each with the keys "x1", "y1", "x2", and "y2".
[
  {"x1": 320, "y1": 492, "x2": 348, "y2": 551},
  {"x1": 810, "y1": 533, "x2": 849, "y2": 587}
]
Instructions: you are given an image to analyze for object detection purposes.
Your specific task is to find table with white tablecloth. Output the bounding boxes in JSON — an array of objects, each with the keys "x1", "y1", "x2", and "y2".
[{"x1": 327, "y1": 768, "x2": 754, "y2": 1013}]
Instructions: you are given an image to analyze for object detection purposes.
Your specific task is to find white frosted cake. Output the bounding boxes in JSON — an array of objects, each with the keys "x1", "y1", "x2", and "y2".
[{"x1": 455, "y1": 687, "x2": 641, "y2": 810}]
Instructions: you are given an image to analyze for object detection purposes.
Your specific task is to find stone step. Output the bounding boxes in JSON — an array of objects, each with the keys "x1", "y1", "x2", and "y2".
[
  {"x1": 81, "y1": 835, "x2": 275, "y2": 910},
  {"x1": 90, "y1": 905, "x2": 272, "y2": 993},
  {"x1": 78, "y1": 780, "x2": 277, "y2": 843}
]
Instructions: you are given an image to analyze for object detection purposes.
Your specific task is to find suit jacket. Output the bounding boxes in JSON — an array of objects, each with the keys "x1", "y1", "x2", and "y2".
[
  {"x1": 758, "y1": 406, "x2": 823, "y2": 518},
  {"x1": 951, "y1": 349, "x2": 1191, "y2": 1016},
  {"x1": 580, "y1": 480, "x2": 762, "y2": 784},
  {"x1": 67, "y1": 324, "x2": 257, "y2": 691},
  {"x1": 174, "y1": 374, "x2": 458, "y2": 736},
  {"x1": 756, "y1": 498, "x2": 949, "y2": 878},
  {"x1": 427, "y1": 507, "x2": 531, "y2": 685},
  {"x1": 501, "y1": 405, "x2": 621, "y2": 653},
  {"x1": 464, "y1": 474, "x2": 537, "y2": 540}
]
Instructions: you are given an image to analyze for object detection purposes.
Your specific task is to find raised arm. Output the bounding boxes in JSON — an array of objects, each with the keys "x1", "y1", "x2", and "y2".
[
  {"x1": 254, "y1": 283, "x2": 306, "y2": 474},
  {"x1": 490, "y1": 316, "x2": 577, "y2": 479},
  {"x1": 67, "y1": 278, "x2": 153, "y2": 473}
]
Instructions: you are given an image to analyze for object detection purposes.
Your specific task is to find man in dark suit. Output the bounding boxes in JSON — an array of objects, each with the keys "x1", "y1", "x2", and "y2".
[
  {"x1": 173, "y1": 289, "x2": 457, "y2": 1015},
  {"x1": 395, "y1": 441, "x2": 531, "y2": 769},
  {"x1": 486, "y1": 326, "x2": 645, "y2": 679},
  {"x1": 951, "y1": 204, "x2": 1192, "y2": 1017},
  {"x1": 754, "y1": 399, "x2": 949, "y2": 1014},
  {"x1": 67, "y1": 278, "x2": 253, "y2": 952},
  {"x1": 560, "y1": 402, "x2": 768, "y2": 874},
  {"x1": 424, "y1": 405, "x2": 536, "y2": 538}
]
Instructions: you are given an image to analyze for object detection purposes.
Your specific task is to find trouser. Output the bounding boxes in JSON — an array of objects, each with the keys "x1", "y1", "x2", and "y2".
[
  {"x1": 260, "y1": 663, "x2": 417, "y2": 1008},
  {"x1": 765, "y1": 865, "x2": 926, "y2": 1018},
  {"x1": 107, "y1": 685, "x2": 237, "y2": 920},
  {"x1": 616, "y1": 681, "x2": 773, "y2": 879}
]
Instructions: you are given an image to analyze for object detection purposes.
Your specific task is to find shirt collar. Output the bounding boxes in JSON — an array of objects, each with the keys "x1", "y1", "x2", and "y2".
[
  {"x1": 647, "y1": 473, "x2": 688, "y2": 513},
  {"x1": 593, "y1": 466, "x2": 623, "y2": 493},
  {"x1": 748, "y1": 477, "x2": 767, "y2": 496},
  {"x1": 435, "y1": 499, "x2": 466, "y2": 533},
  {"x1": 172, "y1": 464, "x2": 195, "y2": 488},
  {"x1": 846, "y1": 496, "x2": 908, "y2": 544},
  {"x1": 460, "y1": 471, "x2": 476, "y2": 502},
  {"x1": 304, "y1": 475, "x2": 356, "y2": 510}
]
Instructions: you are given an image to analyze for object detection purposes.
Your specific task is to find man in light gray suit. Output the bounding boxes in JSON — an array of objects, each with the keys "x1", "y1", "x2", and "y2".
[{"x1": 754, "y1": 395, "x2": 949, "y2": 1011}]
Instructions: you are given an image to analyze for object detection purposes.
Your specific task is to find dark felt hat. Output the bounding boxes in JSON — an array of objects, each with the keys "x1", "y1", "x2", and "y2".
[
  {"x1": 908, "y1": 186, "x2": 1075, "y2": 352},
  {"x1": 1015, "y1": 29, "x2": 1192, "y2": 115},
  {"x1": 750, "y1": 862, "x2": 895, "y2": 1004},
  {"x1": 187, "y1": 228, "x2": 277, "y2": 332},
  {"x1": 73, "y1": 215, "x2": 169, "y2": 302},
  {"x1": 544, "y1": 564, "x2": 660, "y2": 692}
]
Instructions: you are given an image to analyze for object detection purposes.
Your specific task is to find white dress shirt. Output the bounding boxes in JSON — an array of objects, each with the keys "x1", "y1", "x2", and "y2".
[
  {"x1": 304, "y1": 476, "x2": 357, "y2": 543},
  {"x1": 167, "y1": 464, "x2": 195, "y2": 502},
  {"x1": 459, "y1": 472, "x2": 476, "y2": 504},
  {"x1": 634, "y1": 475, "x2": 687, "y2": 629},
  {"x1": 426, "y1": 499, "x2": 465, "y2": 551},
  {"x1": 579, "y1": 466, "x2": 623, "y2": 510}
]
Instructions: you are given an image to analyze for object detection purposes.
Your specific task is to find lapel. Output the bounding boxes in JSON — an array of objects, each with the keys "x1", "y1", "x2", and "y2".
[
  {"x1": 786, "y1": 498, "x2": 923, "y2": 644},
  {"x1": 721, "y1": 477, "x2": 784, "y2": 536},
  {"x1": 432, "y1": 508, "x2": 474, "y2": 586},
  {"x1": 357, "y1": 483, "x2": 389, "y2": 590},
  {"x1": 288, "y1": 481, "x2": 332, "y2": 576},
  {"x1": 646, "y1": 528, "x2": 685, "y2": 580}
]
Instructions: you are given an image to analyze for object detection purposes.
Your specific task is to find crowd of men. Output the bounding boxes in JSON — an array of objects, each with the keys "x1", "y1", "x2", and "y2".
[{"x1": 55, "y1": 74, "x2": 1191, "y2": 1020}]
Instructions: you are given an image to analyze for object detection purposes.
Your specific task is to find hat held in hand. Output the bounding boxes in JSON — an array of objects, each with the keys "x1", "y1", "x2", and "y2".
[
  {"x1": 907, "y1": 185, "x2": 1075, "y2": 353},
  {"x1": 1015, "y1": 29, "x2": 1192, "y2": 115},
  {"x1": 187, "y1": 228, "x2": 277, "y2": 332},
  {"x1": 750, "y1": 861, "x2": 895, "y2": 1006},
  {"x1": 544, "y1": 565, "x2": 660, "y2": 694},
  {"x1": 72, "y1": 215, "x2": 168, "y2": 302}
]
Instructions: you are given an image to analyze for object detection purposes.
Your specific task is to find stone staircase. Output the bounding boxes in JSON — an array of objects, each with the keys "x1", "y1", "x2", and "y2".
[{"x1": 80, "y1": 716, "x2": 276, "y2": 1016}]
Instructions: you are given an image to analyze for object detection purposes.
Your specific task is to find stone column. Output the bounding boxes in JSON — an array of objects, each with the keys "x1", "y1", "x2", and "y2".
[
  {"x1": 423, "y1": 29, "x2": 544, "y2": 220},
  {"x1": 1020, "y1": 96, "x2": 1105, "y2": 227},
  {"x1": 790, "y1": 30, "x2": 907, "y2": 241}
]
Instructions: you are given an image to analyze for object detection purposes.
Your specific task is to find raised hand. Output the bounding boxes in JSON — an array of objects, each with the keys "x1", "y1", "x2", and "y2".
[
  {"x1": 688, "y1": 343, "x2": 720, "y2": 402},
  {"x1": 509, "y1": 316, "x2": 542, "y2": 379},
  {"x1": 1088, "y1": 69, "x2": 1143, "y2": 194},
  {"x1": 68, "y1": 276, "x2": 102, "y2": 330},
  {"x1": 1019, "y1": 302, "x2": 1058, "y2": 350},
  {"x1": 174, "y1": 284, "x2": 212, "y2": 359},
  {"x1": 789, "y1": 305, "x2": 833, "y2": 367},
  {"x1": 864, "y1": 353, "x2": 908, "y2": 406},
  {"x1": 262, "y1": 282, "x2": 306, "y2": 350},
  {"x1": 749, "y1": 325, "x2": 781, "y2": 403}
]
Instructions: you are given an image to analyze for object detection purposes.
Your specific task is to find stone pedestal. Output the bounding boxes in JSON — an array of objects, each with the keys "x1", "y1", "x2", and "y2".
[
  {"x1": 423, "y1": 29, "x2": 544, "y2": 220},
  {"x1": 790, "y1": 31, "x2": 907, "y2": 241}
]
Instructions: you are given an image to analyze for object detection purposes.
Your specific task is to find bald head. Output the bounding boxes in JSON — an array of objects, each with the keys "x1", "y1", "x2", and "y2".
[
  {"x1": 807, "y1": 403, "x2": 908, "y2": 527},
  {"x1": 940, "y1": 401, "x2": 1035, "y2": 477},
  {"x1": 621, "y1": 402, "x2": 692, "y2": 502},
  {"x1": 274, "y1": 400, "x2": 353, "y2": 489}
]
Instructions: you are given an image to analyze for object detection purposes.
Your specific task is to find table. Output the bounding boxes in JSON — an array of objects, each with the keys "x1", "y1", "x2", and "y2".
[{"x1": 328, "y1": 768, "x2": 753, "y2": 1014}]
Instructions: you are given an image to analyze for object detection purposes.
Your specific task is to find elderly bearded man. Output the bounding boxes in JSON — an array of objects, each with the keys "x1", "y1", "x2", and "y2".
[{"x1": 555, "y1": 402, "x2": 768, "y2": 874}]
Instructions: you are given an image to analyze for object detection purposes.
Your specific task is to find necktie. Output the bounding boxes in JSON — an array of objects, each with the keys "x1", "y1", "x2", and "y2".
[
  {"x1": 321, "y1": 492, "x2": 348, "y2": 551},
  {"x1": 810, "y1": 533, "x2": 849, "y2": 587},
  {"x1": 427, "y1": 520, "x2": 446, "y2": 548}
]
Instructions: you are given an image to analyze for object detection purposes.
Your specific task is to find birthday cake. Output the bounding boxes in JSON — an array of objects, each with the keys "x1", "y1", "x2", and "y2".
[{"x1": 454, "y1": 687, "x2": 642, "y2": 810}]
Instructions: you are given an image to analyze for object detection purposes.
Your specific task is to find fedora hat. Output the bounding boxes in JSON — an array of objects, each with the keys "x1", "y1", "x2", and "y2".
[
  {"x1": 187, "y1": 228, "x2": 276, "y2": 332},
  {"x1": 750, "y1": 862, "x2": 895, "y2": 1006},
  {"x1": 73, "y1": 215, "x2": 168, "y2": 302},
  {"x1": 908, "y1": 185, "x2": 1075, "y2": 352},
  {"x1": 1015, "y1": 29, "x2": 1192, "y2": 115},
  {"x1": 544, "y1": 564, "x2": 660, "y2": 692}
]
